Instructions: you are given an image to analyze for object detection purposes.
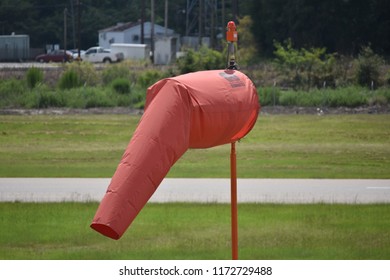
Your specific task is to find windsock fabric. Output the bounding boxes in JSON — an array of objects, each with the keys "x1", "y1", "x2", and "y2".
[{"x1": 91, "y1": 70, "x2": 260, "y2": 239}]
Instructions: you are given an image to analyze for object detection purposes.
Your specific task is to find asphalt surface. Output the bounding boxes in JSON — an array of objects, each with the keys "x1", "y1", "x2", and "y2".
[{"x1": 1, "y1": 178, "x2": 389, "y2": 204}]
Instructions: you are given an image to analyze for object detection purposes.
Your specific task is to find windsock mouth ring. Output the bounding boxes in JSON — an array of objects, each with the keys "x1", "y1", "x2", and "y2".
[{"x1": 90, "y1": 223, "x2": 120, "y2": 240}]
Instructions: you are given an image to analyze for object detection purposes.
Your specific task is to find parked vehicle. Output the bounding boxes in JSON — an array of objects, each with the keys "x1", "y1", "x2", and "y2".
[
  {"x1": 110, "y1": 43, "x2": 149, "y2": 60},
  {"x1": 80, "y1": 46, "x2": 123, "y2": 63},
  {"x1": 69, "y1": 49, "x2": 86, "y2": 59},
  {"x1": 35, "y1": 50, "x2": 73, "y2": 63}
]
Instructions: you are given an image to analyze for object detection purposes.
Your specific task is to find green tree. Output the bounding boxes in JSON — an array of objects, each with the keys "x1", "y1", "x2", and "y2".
[
  {"x1": 274, "y1": 39, "x2": 336, "y2": 89},
  {"x1": 355, "y1": 45, "x2": 384, "y2": 89},
  {"x1": 236, "y1": 15, "x2": 258, "y2": 66}
]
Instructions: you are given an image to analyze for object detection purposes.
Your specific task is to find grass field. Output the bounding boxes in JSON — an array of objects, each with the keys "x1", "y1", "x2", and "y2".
[
  {"x1": 0, "y1": 202, "x2": 389, "y2": 260},
  {"x1": 0, "y1": 114, "x2": 389, "y2": 178},
  {"x1": 0, "y1": 113, "x2": 389, "y2": 260}
]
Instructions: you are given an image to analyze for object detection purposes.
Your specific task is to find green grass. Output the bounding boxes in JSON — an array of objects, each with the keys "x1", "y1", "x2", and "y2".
[
  {"x1": 1, "y1": 114, "x2": 389, "y2": 260},
  {"x1": 0, "y1": 202, "x2": 389, "y2": 260},
  {"x1": 0, "y1": 114, "x2": 389, "y2": 178}
]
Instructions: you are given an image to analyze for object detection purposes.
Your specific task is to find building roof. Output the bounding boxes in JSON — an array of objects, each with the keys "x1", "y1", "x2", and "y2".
[
  {"x1": 99, "y1": 21, "x2": 175, "y2": 35},
  {"x1": 99, "y1": 22, "x2": 138, "y2": 33}
]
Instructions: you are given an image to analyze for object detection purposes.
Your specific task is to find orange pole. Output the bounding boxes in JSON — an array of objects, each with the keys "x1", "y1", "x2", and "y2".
[{"x1": 231, "y1": 141, "x2": 238, "y2": 260}]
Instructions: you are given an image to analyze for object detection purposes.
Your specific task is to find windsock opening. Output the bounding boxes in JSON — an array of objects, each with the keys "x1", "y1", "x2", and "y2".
[{"x1": 90, "y1": 223, "x2": 120, "y2": 240}]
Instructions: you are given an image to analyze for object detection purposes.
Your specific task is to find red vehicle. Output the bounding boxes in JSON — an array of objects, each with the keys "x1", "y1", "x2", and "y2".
[{"x1": 35, "y1": 50, "x2": 73, "y2": 63}]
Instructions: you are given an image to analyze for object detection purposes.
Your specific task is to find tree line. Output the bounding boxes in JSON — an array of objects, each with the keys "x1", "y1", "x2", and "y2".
[{"x1": 0, "y1": 0, "x2": 389, "y2": 57}]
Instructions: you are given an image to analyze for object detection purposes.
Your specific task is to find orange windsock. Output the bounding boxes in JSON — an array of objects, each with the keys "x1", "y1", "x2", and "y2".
[{"x1": 90, "y1": 70, "x2": 260, "y2": 239}]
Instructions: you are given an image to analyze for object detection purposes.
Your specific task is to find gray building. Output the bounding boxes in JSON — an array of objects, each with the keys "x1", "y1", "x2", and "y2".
[{"x1": 0, "y1": 34, "x2": 30, "y2": 62}]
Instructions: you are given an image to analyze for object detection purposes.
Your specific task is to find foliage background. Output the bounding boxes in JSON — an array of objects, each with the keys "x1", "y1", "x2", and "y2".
[{"x1": 1, "y1": 0, "x2": 389, "y2": 57}]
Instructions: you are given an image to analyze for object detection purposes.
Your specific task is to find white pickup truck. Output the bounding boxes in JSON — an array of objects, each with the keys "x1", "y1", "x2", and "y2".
[{"x1": 80, "y1": 47, "x2": 124, "y2": 63}]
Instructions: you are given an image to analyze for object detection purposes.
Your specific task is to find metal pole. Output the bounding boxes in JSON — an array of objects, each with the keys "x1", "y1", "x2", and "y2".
[
  {"x1": 230, "y1": 141, "x2": 238, "y2": 260},
  {"x1": 77, "y1": 0, "x2": 81, "y2": 59},
  {"x1": 64, "y1": 8, "x2": 67, "y2": 62},
  {"x1": 164, "y1": 0, "x2": 168, "y2": 36},
  {"x1": 198, "y1": 0, "x2": 202, "y2": 47},
  {"x1": 151, "y1": 0, "x2": 155, "y2": 63},
  {"x1": 141, "y1": 0, "x2": 145, "y2": 44}
]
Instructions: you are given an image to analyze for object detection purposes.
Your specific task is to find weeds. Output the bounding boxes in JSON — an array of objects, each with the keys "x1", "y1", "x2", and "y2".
[
  {"x1": 26, "y1": 67, "x2": 43, "y2": 89},
  {"x1": 1, "y1": 47, "x2": 390, "y2": 110},
  {"x1": 258, "y1": 86, "x2": 388, "y2": 108}
]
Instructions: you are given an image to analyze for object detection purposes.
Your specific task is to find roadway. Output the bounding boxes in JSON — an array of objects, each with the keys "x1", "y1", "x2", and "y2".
[{"x1": 1, "y1": 178, "x2": 389, "y2": 204}]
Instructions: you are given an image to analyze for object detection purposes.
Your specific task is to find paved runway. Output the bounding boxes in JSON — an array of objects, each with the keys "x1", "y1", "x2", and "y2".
[{"x1": 1, "y1": 178, "x2": 389, "y2": 203}]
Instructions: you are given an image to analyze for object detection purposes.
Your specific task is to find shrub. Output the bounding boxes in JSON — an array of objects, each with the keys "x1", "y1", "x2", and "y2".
[
  {"x1": 177, "y1": 45, "x2": 225, "y2": 74},
  {"x1": 235, "y1": 15, "x2": 258, "y2": 67},
  {"x1": 111, "y1": 78, "x2": 131, "y2": 94},
  {"x1": 276, "y1": 87, "x2": 369, "y2": 108},
  {"x1": 355, "y1": 46, "x2": 384, "y2": 89},
  {"x1": 25, "y1": 90, "x2": 65, "y2": 109},
  {"x1": 368, "y1": 88, "x2": 390, "y2": 106},
  {"x1": 84, "y1": 88, "x2": 115, "y2": 108},
  {"x1": 273, "y1": 39, "x2": 336, "y2": 90},
  {"x1": 137, "y1": 69, "x2": 165, "y2": 89},
  {"x1": 130, "y1": 90, "x2": 146, "y2": 109},
  {"x1": 37, "y1": 92, "x2": 65, "y2": 108},
  {"x1": 63, "y1": 61, "x2": 99, "y2": 86},
  {"x1": 386, "y1": 70, "x2": 390, "y2": 86},
  {"x1": 58, "y1": 70, "x2": 81, "y2": 90},
  {"x1": 26, "y1": 67, "x2": 44, "y2": 89},
  {"x1": 0, "y1": 79, "x2": 26, "y2": 105},
  {"x1": 257, "y1": 87, "x2": 281, "y2": 106},
  {"x1": 102, "y1": 63, "x2": 132, "y2": 85}
]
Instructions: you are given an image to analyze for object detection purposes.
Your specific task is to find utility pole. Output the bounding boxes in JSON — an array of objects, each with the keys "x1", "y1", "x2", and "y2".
[
  {"x1": 232, "y1": 0, "x2": 239, "y2": 24},
  {"x1": 151, "y1": 0, "x2": 155, "y2": 63},
  {"x1": 198, "y1": 0, "x2": 202, "y2": 47},
  {"x1": 64, "y1": 8, "x2": 68, "y2": 61},
  {"x1": 141, "y1": 0, "x2": 145, "y2": 44},
  {"x1": 164, "y1": 0, "x2": 168, "y2": 36},
  {"x1": 221, "y1": 0, "x2": 225, "y2": 32},
  {"x1": 210, "y1": 0, "x2": 215, "y2": 48},
  {"x1": 70, "y1": 0, "x2": 76, "y2": 49},
  {"x1": 77, "y1": 0, "x2": 81, "y2": 59}
]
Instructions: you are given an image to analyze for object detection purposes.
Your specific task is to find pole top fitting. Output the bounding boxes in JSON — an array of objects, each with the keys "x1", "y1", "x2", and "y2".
[{"x1": 226, "y1": 21, "x2": 238, "y2": 42}]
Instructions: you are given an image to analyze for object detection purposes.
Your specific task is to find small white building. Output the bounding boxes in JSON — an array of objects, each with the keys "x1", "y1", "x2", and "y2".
[{"x1": 98, "y1": 21, "x2": 180, "y2": 64}]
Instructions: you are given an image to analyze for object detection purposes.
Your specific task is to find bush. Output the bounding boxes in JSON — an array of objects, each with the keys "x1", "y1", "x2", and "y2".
[
  {"x1": 235, "y1": 15, "x2": 258, "y2": 66},
  {"x1": 257, "y1": 87, "x2": 281, "y2": 106},
  {"x1": 326, "y1": 87, "x2": 367, "y2": 107},
  {"x1": 273, "y1": 39, "x2": 336, "y2": 90},
  {"x1": 36, "y1": 92, "x2": 65, "y2": 108},
  {"x1": 26, "y1": 67, "x2": 44, "y2": 89},
  {"x1": 275, "y1": 87, "x2": 369, "y2": 108},
  {"x1": 111, "y1": 78, "x2": 131, "y2": 94},
  {"x1": 63, "y1": 62, "x2": 99, "y2": 86},
  {"x1": 177, "y1": 46, "x2": 225, "y2": 74},
  {"x1": 368, "y1": 88, "x2": 390, "y2": 106},
  {"x1": 355, "y1": 46, "x2": 384, "y2": 89},
  {"x1": 129, "y1": 90, "x2": 146, "y2": 109},
  {"x1": 0, "y1": 79, "x2": 26, "y2": 107},
  {"x1": 58, "y1": 70, "x2": 81, "y2": 90},
  {"x1": 137, "y1": 69, "x2": 165, "y2": 89},
  {"x1": 84, "y1": 88, "x2": 115, "y2": 108},
  {"x1": 24, "y1": 89, "x2": 65, "y2": 109},
  {"x1": 102, "y1": 63, "x2": 132, "y2": 85}
]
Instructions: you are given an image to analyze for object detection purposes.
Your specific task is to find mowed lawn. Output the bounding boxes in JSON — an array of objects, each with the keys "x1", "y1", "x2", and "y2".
[
  {"x1": 0, "y1": 113, "x2": 389, "y2": 178},
  {"x1": 0, "y1": 202, "x2": 389, "y2": 260},
  {"x1": 0, "y1": 113, "x2": 389, "y2": 260}
]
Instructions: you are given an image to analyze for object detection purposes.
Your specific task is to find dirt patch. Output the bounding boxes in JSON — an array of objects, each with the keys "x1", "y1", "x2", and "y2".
[
  {"x1": 0, "y1": 107, "x2": 143, "y2": 116},
  {"x1": 260, "y1": 105, "x2": 390, "y2": 115},
  {"x1": 0, "y1": 105, "x2": 389, "y2": 116}
]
